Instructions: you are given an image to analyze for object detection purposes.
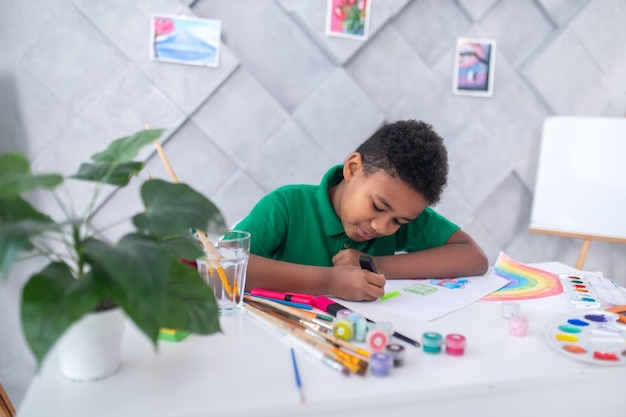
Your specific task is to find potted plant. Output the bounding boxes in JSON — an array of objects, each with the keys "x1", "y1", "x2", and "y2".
[{"x1": 0, "y1": 128, "x2": 225, "y2": 381}]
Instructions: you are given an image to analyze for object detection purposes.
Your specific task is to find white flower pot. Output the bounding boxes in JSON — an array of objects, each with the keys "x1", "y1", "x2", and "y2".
[{"x1": 57, "y1": 308, "x2": 125, "y2": 382}]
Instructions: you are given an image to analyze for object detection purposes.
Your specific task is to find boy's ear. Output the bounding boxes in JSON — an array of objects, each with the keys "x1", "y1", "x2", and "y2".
[{"x1": 343, "y1": 152, "x2": 364, "y2": 181}]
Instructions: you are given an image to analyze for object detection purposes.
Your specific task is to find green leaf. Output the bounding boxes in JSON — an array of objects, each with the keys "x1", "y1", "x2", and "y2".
[
  {"x1": 133, "y1": 180, "x2": 227, "y2": 237},
  {"x1": 0, "y1": 220, "x2": 59, "y2": 279},
  {"x1": 160, "y1": 235, "x2": 204, "y2": 260},
  {"x1": 83, "y1": 235, "x2": 169, "y2": 344},
  {"x1": 84, "y1": 235, "x2": 169, "y2": 305},
  {"x1": 160, "y1": 260, "x2": 221, "y2": 335},
  {"x1": 91, "y1": 129, "x2": 165, "y2": 164},
  {"x1": 0, "y1": 197, "x2": 53, "y2": 224},
  {"x1": 70, "y1": 161, "x2": 144, "y2": 186},
  {"x1": 0, "y1": 153, "x2": 63, "y2": 198},
  {"x1": 0, "y1": 153, "x2": 29, "y2": 176},
  {"x1": 21, "y1": 262, "x2": 102, "y2": 366}
]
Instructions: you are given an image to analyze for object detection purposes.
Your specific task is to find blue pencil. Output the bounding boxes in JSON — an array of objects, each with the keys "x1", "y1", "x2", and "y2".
[{"x1": 290, "y1": 347, "x2": 305, "y2": 404}]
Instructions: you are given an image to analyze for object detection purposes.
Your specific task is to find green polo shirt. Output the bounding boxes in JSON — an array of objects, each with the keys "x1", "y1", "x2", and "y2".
[{"x1": 235, "y1": 165, "x2": 459, "y2": 267}]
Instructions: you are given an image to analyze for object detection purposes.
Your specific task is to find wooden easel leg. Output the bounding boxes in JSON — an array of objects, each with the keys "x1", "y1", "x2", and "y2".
[
  {"x1": 575, "y1": 239, "x2": 592, "y2": 270},
  {"x1": 0, "y1": 382, "x2": 15, "y2": 417}
]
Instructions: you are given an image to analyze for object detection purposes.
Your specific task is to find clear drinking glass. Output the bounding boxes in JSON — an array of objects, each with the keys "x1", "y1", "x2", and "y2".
[{"x1": 197, "y1": 230, "x2": 250, "y2": 315}]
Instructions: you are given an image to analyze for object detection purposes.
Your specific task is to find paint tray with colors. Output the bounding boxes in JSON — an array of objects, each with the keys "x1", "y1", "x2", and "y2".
[
  {"x1": 558, "y1": 274, "x2": 600, "y2": 309},
  {"x1": 544, "y1": 310, "x2": 626, "y2": 365}
]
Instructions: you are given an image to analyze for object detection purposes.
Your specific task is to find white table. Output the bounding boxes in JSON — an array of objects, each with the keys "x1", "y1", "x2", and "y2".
[{"x1": 18, "y1": 263, "x2": 626, "y2": 417}]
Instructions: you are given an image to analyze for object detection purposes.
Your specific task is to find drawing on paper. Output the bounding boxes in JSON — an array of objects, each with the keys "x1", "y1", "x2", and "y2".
[
  {"x1": 482, "y1": 252, "x2": 563, "y2": 301},
  {"x1": 404, "y1": 282, "x2": 438, "y2": 295},
  {"x1": 430, "y1": 278, "x2": 470, "y2": 290},
  {"x1": 150, "y1": 13, "x2": 221, "y2": 67}
]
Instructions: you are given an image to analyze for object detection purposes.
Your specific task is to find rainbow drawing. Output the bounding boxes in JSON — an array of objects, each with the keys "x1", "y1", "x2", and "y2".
[{"x1": 482, "y1": 252, "x2": 563, "y2": 301}]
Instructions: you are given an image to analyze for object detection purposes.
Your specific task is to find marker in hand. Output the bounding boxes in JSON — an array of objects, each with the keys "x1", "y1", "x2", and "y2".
[{"x1": 359, "y1": 255, "x2": 377, "y2": 273}]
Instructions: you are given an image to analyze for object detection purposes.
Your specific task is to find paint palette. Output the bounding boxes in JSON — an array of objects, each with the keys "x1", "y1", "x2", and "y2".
[
  {"x1": 558, "y1": 274, "x2": 601, "y2": 309},
  {"x1": 545, "y1": 310, "x2": 626, "y2": 366}
]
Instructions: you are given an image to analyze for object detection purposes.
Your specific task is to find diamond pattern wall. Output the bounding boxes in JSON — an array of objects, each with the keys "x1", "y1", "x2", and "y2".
[{"x1": 1, "y1": 0, "x2": 626, "y2": 408}]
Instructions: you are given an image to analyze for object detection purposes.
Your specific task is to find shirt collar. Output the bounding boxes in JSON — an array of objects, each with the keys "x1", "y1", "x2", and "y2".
[{"x1": 316, "y1": 165, "x2": 346, "y2": 237}]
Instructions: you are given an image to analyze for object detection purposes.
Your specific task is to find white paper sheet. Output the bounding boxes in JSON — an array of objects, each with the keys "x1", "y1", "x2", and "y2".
[{"x1": 339, "y1": 272, "x2": 509, "y2": 322}]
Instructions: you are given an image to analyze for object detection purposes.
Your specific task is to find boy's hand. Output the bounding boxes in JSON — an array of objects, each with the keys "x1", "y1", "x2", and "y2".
[
  {"x1": 328, "y1": 265, "x2": 386, "y2": 301},
  {"x1": 332, "y1": 249, "x2": 367, "y2": 268}
]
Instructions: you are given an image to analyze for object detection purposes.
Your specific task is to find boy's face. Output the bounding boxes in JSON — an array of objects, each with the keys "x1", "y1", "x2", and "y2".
[{"x1": 337, "y1": 153, "x2": 428, "y2": 242}]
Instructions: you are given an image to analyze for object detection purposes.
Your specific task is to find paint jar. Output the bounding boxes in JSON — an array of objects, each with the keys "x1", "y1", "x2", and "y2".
[
  {"x1": 336, "y1": 309, "x2": 352, "y2": 320},
  {"x1": 347, "y1": 312, "x2": 367, "y2": 342},
  {"x1": 444, "y1": 333, "x2": 466, "y2": 356},
  {"x1": 333, "y1": 319, "x2": 353, "y2": 341},
  {"x1": 509, "y1": 316, "x2": 528, "y2": 337},
  {"x1": 501, "y1": 301, "x2": 521, "y2": 319},
  {"x1": 385, "y1": 343, "x2": 406, "y2": 366},
  {"x1": 367, "y1": 321, "x2": 393, "y2": 336},
  {"x1": 370, "y1": 352, "x2": 393, "y2": 377},
  {"x1": 422, "y1": 332, "x2": 443, "y2": 354},
  {"x1": 366, "y1": 328, "x2": 389, "y2": 352}
]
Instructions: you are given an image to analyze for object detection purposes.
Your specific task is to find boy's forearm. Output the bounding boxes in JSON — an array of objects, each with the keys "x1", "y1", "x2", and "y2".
[
  {"x1": 374, "y1": 231, "x2": 489, "y2": 279},
  {"x1": 243, "y1": 254, "x2": 333, "y2": 295}
]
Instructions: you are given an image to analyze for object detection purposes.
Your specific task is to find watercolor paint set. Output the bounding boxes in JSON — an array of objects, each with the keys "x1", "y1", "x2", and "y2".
[
  {"x1": 558, "y1": 274, "x2": 601, "y2": 309},
  {"x1": 545, "y1": 310, "x2": 626, "y2": 365}
]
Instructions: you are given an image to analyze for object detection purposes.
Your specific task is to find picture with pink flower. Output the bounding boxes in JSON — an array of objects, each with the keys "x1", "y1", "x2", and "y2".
[{"x1": 325, "y1": 0, "x2": 371, "y2": 40}]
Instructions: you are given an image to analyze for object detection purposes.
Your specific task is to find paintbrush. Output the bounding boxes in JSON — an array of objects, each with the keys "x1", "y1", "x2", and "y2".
[
  {"x1": 245, "y1": 297, "x2": 370, "y2": 359},
  {"x1": 147, "y1": 124, "x2": 234, "y2": 298},
  {"x1": 245, "y1": 296, "x2": 333, "y2": 332},
  {"x1": 246, "y1": 302, "x2": 368, "y2": 376},
  {"x1": 244, "y1": 304, "x2": 351, "y2": 376}
]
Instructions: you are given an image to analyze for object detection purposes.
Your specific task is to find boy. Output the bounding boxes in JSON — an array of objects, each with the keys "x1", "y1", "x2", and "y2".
[{"x1": 236, "y1": 120, "x2": 488, "y2": 301}]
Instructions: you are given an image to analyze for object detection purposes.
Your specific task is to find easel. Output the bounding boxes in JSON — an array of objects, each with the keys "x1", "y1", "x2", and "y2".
[
  {"x1": 529, "y1": 228, "x2": 626, "y2": 270},
  {"x1": 0, "y1": 382, "x2": 15, "y2": 417},
  {"x1": 529, "y1": 116, "x2": 626, "y2": 271}
]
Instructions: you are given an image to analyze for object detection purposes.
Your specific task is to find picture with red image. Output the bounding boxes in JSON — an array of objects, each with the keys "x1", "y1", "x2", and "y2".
[{"x1": 325, "y1": 0, "x2": 371, "y2": 40}]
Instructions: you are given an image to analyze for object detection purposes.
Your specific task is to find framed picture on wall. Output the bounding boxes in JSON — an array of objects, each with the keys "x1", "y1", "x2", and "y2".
[
  {"x1": 149, "y1": 13, "x2": 221, "y2": 67},
  {"x1": 325, "y1": 0, "x2": 371, "y2": 40},
  {"x1": 452, "y1": 37, "x2": 496, "y2": 97}
]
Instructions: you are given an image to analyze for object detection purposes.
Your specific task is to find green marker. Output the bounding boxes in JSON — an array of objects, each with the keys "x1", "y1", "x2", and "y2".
[{"x1": 380, "y1": 290, "x2": 401, "y2": 301}]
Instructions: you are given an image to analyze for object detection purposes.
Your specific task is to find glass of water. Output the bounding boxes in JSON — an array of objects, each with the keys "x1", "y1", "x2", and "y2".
[{"x1": 197, "y1": 230, "x2": 250, "y2": 315}]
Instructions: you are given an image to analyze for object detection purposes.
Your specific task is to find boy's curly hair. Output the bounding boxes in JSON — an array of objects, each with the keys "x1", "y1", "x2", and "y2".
[{"x1": 356, "y1": 120, "x2": 448, "y2": 205}]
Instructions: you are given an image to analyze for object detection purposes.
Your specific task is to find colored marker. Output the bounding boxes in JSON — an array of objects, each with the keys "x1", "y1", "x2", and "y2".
[
  {"x1": 312, "y1": 296, "x2": 421, "y2": 348},
  {"x1": 251, "y1": 288, "x2": 314, "y2": 305},
  {"x1": 359, "y1": 255, "x2": 378, "y2": 273},
  {"x1": 246, "y1": 293, "x2": 313, "y2": 310}
]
